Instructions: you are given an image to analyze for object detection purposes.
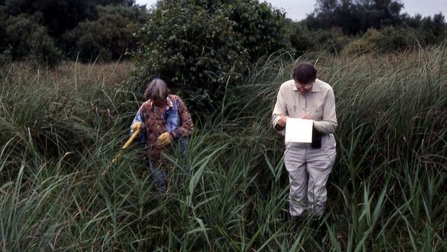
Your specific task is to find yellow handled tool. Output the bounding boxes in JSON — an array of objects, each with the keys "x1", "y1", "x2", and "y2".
[
  {"x1": 102, "y1": 128, "x2": 142, "y2": 176},
  {"x1": 121, "y1": 128, "x2": 142, "y2": 150}
]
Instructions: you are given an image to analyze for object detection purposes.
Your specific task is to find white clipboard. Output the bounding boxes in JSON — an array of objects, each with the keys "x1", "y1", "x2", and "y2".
[{"x1": 285, "y1": 118, "x2": 313, "y2": 144}]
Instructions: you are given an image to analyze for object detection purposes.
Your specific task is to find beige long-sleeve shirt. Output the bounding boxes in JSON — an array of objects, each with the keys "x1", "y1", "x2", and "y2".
[{"x1": 271, "y1": 79, "x2": 337, "y2": 135}]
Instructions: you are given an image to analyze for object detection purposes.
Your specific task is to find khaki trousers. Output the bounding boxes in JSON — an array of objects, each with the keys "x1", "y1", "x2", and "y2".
[{"x1": 284, "y1": 134, "x2": 336, "y2": 217}]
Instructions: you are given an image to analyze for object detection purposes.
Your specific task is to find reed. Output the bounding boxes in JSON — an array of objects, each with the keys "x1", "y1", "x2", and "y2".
[{"x1": 0, "y1": 44, "x2": 446, "y2": 250}]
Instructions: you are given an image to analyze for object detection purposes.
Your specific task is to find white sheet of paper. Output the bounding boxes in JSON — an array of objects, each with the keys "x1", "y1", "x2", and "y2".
[{"x1": 285, "y1": 118, "x2": 313, "y2": 143}]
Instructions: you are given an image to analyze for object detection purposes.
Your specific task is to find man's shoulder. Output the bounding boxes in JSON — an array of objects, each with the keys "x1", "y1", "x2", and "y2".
[
  {"x1": 315, "y1": 79, "x2": 332, "y2": 89},
  {"x1": 280, "y1": 79, "x2": 295, "y2": 89},
  {"x1": 315, "y1": 79, "x2": 333, "y2": 91}
]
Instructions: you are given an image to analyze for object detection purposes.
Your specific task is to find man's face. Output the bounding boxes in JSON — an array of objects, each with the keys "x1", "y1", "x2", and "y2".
[{"x1": 295, "y1": 81, "x2": 314, "y2": 95}]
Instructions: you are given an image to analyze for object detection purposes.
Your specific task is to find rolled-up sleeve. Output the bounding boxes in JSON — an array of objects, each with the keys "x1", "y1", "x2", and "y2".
[
  {"x1": 170, "y1": 97, "x2": 194, "y2": 139},
  {"x1": 272, "y1": 91, "x2": 286, "y2": 129},
  {"x1": 130, "y1": 107, "x2": 147, "y2": 143},
  {"x1": 313, "y1": 88, "x2": 337, "y2": 134}
]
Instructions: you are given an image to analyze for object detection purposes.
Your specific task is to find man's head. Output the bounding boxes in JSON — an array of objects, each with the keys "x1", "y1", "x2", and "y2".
[
  {"x1": 144, "y1": 78, "x2": 170, "y2": 103},
  {"x1": 293, "y1": 62, "x2": 317, "y2": 95}
]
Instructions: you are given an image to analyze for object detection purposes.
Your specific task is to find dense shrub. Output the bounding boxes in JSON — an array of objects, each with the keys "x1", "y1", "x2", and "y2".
[
  {"x1": 223, "y1": 0, "x2": 289, "y2": 62},
  {"x1": 374, "y1": 26, "x2": 413, "y2": 52},
  {"x1": 287, "y1": 21, "x2": 314, "y2": 58},
  {"x1": 311, "y1": 28, "x2": 349, "y2": 54},
  {"x1": 341, "y1": 28, "x2": 381, "y2": 55},
  {"x1": 133, "y1": 0, "x2": 290, "y2": 118},
  {"x1": 286, "y1": 23, "x2": 353, "y2": 56}
]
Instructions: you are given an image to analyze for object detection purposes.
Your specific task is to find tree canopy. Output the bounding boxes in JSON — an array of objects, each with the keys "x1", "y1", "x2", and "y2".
[
  {"x1": 305, "y1": 0, "x2": 405, "y2": 35},
  {"x1": 0, "y1": 0, "x2": 148, "y2": 66}
]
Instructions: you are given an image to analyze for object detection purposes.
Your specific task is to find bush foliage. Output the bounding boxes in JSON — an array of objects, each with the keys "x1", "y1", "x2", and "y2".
[{"x1": 133, "y1": 0, "x2": 290, "y2": 118}]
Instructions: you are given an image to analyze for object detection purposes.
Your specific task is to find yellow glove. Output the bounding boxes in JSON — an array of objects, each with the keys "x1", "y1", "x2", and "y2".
[
  {"x1": 131, "y1": 122, "x2": 144, "y2": 131},
  {"x1": 157, "y1": 132, "x2": 172, "y2": 146}
]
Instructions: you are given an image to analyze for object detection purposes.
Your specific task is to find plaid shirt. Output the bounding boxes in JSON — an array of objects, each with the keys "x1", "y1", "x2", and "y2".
[{"x1": 131, "y1": 94, "x2": 194, "y2": 167}]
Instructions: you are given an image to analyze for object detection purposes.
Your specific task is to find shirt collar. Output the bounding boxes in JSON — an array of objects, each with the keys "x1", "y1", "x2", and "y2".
[
  {"x1": 166, "y1": 95, "x2": 174, "y2": 107},
  {"x1": 148, "y1": 95, "x2": 174, "y2": 109}
]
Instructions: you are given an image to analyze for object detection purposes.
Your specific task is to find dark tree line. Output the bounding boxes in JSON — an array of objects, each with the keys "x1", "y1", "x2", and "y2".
[
  {"x1": 304, "y1": 0, "x2": 445, "y2": 39},
  {"x1": 0, "y1": 0, "x2": 445, "y2": 68},
  {"x1": 0, "y1": 0, "x2": 149, "y2": 66},
  {"x1": 306, "y1": 0, "x2": 405, "y2": 34},
  {"x1": 285, "y1": 0, "x2": 446, "y2": 57}
]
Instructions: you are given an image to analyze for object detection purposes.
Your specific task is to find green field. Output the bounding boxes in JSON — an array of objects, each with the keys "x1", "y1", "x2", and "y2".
[{"x1": 1, "y1": 44, "x2": 446, "y2": 251}]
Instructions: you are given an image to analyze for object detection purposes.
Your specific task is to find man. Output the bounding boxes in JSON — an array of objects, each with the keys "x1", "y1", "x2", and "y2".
[{"x1": 271, "y1": 61, "x2": 337, "y2": 219}]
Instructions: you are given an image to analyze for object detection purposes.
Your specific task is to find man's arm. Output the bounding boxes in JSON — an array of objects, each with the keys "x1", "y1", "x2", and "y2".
[
  {"x1": 313, "y1": 88, "x2": 337, "y2": 134},
  {"x1": 272, "y1": 86, "x2": 288, "y2": 132}
]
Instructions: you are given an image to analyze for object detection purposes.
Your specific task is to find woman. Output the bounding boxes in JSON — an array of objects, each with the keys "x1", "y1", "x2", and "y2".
[{"x1": 131, "y1": 78, "x2": 194, "y2": 190}]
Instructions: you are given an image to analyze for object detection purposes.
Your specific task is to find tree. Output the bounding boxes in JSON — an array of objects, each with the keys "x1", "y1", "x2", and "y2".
[
  {"x1": 62, "y1": 5, "x2": 147, "y2": 62},
  {"x1": 4, "y1": 13, "x2": 61, "y2": 66},
  {"x1": 306, "y1": 0, "x2": 404, "y2": 35},
  {"x1": 286, "y1": 21, "x2": 314, "y2": 58},
  {"x1": 418, "y1": 13, "x2": 447, "y2": 45},
  {"x1": 1, "y1": 0, "x2": 150, "y2": 64},
  {"x1": 94, "y1": 0, "x2": 136, "y2": 6},
  {"x1": 0, "y1": 5, "x2": 7, "y2": 51},
  {"x1": 3, "y1": 0, "x2": 97, "y2": 37},
  {"x1": 134, "y1": 0, "x2": 290, "y2": 117}
]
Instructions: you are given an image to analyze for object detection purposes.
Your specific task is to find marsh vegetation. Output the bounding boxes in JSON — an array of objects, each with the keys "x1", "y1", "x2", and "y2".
[{"x1": 0, "y1": 44, "x2": 446, "y2": 251}]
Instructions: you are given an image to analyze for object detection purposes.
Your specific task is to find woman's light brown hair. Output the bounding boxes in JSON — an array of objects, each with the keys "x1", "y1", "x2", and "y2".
[{"x1": 144, "y1": 78, "x2": 170, "y2": 102}]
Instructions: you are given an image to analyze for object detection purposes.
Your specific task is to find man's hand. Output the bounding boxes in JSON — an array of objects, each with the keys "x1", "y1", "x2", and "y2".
[
  {"x1": 131, "y1": 122, "x2": 144, "y2": 131},
  {"x1": 157, "y1": 132, "x2": 172, "y2": 146},
  {"x1": 277, "y1": 115, "x2": 289, "y2": 127},
  {"x1": 274, "y1": 115, "x2": 288, "y2": 131}
]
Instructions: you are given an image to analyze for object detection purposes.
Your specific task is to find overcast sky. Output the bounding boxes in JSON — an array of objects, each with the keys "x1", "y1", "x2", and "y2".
[{"x1": 134, "y1": 0, "x2": 446, "y2": 21}]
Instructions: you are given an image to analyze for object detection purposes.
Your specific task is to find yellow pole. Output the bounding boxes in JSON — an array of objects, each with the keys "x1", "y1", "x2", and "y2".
[
  {"x1": 121, "y1": 128, "x2": 142, "y2": 150},
  {"x1": 102, "y1": 128, "x2": 142, "y2": 176}
]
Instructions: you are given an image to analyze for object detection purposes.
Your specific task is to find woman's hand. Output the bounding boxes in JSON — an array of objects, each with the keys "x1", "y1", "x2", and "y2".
[
  {"x1": 131, "y1": 122, "x2": 144, "y2": 131},
  {"x1": 157, "y1": 132, "x2": 172, "y2": 146}
]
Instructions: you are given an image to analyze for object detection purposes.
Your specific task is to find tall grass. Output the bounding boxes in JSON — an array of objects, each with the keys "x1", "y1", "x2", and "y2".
[{"x1": 1, "y1": 44, "x2": 446, "y2": 251}]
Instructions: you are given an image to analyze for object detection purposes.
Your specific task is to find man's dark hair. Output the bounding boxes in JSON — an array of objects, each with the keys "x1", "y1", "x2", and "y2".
[{"x1": 293, "y1": 62, "x2": 317, "y2": 84}]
